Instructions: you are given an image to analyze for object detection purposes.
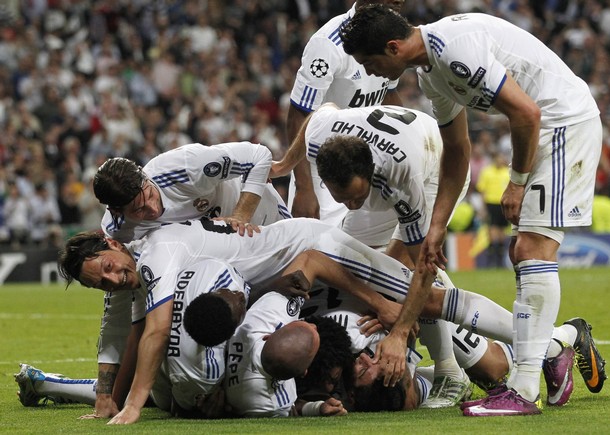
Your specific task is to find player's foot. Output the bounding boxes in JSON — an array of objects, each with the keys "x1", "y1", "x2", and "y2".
[
  {"x1": 460, "y1": 383, "x2": 507, "y2": 410},
  {"x1": 563, "y1": 318, "x2": 607, "y2": 393},
  {"x1": 14, "y1": 364, "x2": 47, "y2": 407},
  {"x1": 14, "y1": 363, "x2": 69, "y2": 406},
  {"x1": 420, "y1": 371, "x2": 472, "y2": 409},
  {"x1": 543, "y1": 340, "x2": 575, "y2": 406},
  {"x1": 463, "y1": 388, "x2": 542, "y2": 417}
]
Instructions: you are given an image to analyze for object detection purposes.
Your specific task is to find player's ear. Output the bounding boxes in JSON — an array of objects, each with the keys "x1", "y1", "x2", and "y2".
[
  {"x1": 262, "y1": 334, "x2": 271, "y2": 341},
  {"x1": 106, "y1": 238, "x2": 123, "y2": 251},
  {"x1": 386, "y1": 40, "x2": 400, "y2": 55}
]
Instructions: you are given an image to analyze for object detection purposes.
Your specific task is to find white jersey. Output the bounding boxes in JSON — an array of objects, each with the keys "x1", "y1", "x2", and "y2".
[
  {"x1": 417, "y1": 13, "x2": 599, "y2": 128},
  {"x1": 306, "y1": 104, "x2": 468, "y2": 245},
  {"x1": 101, "y1": 142, "x2": 291, "y2": 242},
  {"x1": 225, "y1": 292, "x2": 303, "y2": 417},
  {"x1": 289, "y1": 4, "x2": 398, "y2": 114},
  {"x1": 150, "y1": 260, "x2": 250, "y2": 412},
  {"x1": 98, "y1": 218, "x2": 413, "y2": 364}
]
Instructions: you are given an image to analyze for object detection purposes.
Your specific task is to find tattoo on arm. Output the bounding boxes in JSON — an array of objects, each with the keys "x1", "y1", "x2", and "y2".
[{"x1": 96, "y1": 370, "x2": 117, "y2": 395}]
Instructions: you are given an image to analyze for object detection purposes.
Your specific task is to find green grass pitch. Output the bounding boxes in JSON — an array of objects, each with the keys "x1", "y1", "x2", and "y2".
[{"x1": 1, "y1": 267, "x2": 609, "y2": 434}]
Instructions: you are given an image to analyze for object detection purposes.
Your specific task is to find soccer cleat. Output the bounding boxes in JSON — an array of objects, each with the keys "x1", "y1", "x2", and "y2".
[
  {"x1": 14, "y1": 363, "x2": 70, "y2": 407},
  {"x1": 463, "y1": 388, "x2": 542, "y2": 417},
  {"x1": 563, "y1": 318, "x2": 607, "y2": 393},
  {"x1": 543, "y1": 340, "x2": 575, "y2": 406},
  {"x1": 460, "y1": 384, "x2": 507, "y2": 410},
  {"x1": 14, "y1": 363, "x2": 47, "y2": 407},
  {"x1": 420, "y1": 372, "x2": 472, "y2": 409}
]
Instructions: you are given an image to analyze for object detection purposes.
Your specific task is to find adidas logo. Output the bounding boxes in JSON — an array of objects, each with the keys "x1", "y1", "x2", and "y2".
[
  {"x1": 568, "y1": 206, "x2": 581, "y2": 218},
  {"x1": 351, "y1": 71, "x2": 361, "y2": 80}
]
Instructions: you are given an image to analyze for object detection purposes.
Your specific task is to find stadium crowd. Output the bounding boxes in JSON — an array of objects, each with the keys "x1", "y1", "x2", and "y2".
[{"x1": 0, "y1": 0, "x2": 610, "y2": 248}]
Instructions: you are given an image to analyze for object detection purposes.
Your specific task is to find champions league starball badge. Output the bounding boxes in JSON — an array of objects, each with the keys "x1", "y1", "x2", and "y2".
[{"x1": 310, "y1": 58, "x2": 329, "y2": 78}]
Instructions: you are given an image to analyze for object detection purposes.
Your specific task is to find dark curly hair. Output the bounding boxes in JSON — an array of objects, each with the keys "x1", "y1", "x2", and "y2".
[
  {"x1": 340, "y1": 4, "x2": 413, "y2": 56},
  {"x1": 353, "y1": 378, "x2": 406, "y2": 412},
  {"x1": 93, "y1": 157, "x2": 146, "y2": 209},
  {"x1": 183, "y1": 293, "x2": 239, "y2": 347},
  {"x1": 297, "y1": 315, "x2": 354, "y2": 397},
  {"x1": 58, "y1": 231, "x2": 109, "y2": 286},
  {"x1": 316, "y1": 135, "x2": 374, "y2": 189}
]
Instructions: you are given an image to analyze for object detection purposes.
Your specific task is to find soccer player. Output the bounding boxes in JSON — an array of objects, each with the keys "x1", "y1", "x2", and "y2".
[
  {"x1": 95, "y1": 142, "x2": 291, "y2": 242},
  {"x1": 224, "y1": 291, "x2": 350, "y2": 417},
  {"x1": 340, "y1": 6, "x2": 604, "y2": 415},
  {"x1": 286, "y1": 0, "x2": 404, "y2": 247},
  {"x1": 15, "y1": 259, "x2": 251, "y2": 417}
]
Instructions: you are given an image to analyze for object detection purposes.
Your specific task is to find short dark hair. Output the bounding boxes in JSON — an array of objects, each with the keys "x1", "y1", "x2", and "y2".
[
  {"x1": 340, "y1": 4, "x2": 412, "y2": 56},
  {"x1": 297, "y1": 316, "x2": 354, "y2": 396},
  {"x1": 58, "y1": 231, "x2": 109, "y2": 286},
  {"x1": 183, "y1": 293, "x2": 238, "y2": 347},
  {"x1": 316, "y1": 135, "x2": 374, "y2": 189},
  {"x1": 353, "y1": 378, "x2": 406, "y2": 412},
  {"x1": 93, "y1": 157, "x2": 146, "y2": 209}
]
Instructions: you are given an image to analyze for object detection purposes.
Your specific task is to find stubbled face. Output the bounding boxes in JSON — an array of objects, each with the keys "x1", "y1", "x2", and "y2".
[
  {"x1": 79, "y1": 241, "x2": 139, "y2": 292},
  {"x1": 326, "y1": 176, "x2": 371, "y2": 210},
  {"x1": 119, "y1": 180, "x2": 163, "y2": 221},
  {"x1": 352, "y1": 52, "x2": 405, "y2": 81},
  {"x1": 353, "y1": 351, "x2": 385, "y2": 388}
]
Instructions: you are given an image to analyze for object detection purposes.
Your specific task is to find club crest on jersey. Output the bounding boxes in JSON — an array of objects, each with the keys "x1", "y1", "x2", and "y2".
[
  {"x1": 204, "y1": 162, "x2": 222, "y2": 177},
  {"x1": 193, "y1": 198, "x2": 209, "y2": 212},
  {"x1": 394, "y1": 200, "x2": 421, "y2": 223},
  {"x1": 310, "y1": 58, "x2": 329, "y2": 78},
  {"x1": 450, "y1": 61, "x2": 471, "y2": 78},
  {"x1": 141, "y1": 265, "x2": 160, "y2": 292},
  {"x1": 286, "y1": 296, "x2": 304, "y2": 317}
]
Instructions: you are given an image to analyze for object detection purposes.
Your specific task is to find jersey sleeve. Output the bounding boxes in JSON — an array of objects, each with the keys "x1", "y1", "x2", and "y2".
[
  {"x1": 290, "y1": 35, "x2": 345, "y2": 113},
  {"x1": 304, "y1": 104, "x2": 339, "y2": 163},
  {"x1": 185, "y1": 142, "x2": 272, "y2": 198}
]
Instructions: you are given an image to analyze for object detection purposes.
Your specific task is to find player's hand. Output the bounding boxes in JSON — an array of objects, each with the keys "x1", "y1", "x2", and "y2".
[
  {"x1": 79, "y1": 394, "x2": 119, "y2": 419},
  {"x1": 419, "y1": 227, "x2": 447, "y2": 274},
  {"x1": 107, "y1": 405, "x2": 140, "y2": 425},
  {"x1": 274, "y1": 270, "x2": 311, "y2": 299},
  {"x1": 320, "y1": 397, "x2": 347, "y2": 416},
  {"x1": 291, "y1": 189, "x2": 320, "y2": 219},
  {"x1": 374, "y1": 331, "x2": 408, "y2": 387},
  {"x1": 375, "y1": 300, "x2": 402, "y2": 331},
  {"x1": 214, "y1": 216, "x2": 260, "y2": 237},
  {"x1": 501, "y1": 182, "x2": 525, "y2": 225},
  {"x1": 357, "y1": 314, "x2": 384, "y2": 337}
]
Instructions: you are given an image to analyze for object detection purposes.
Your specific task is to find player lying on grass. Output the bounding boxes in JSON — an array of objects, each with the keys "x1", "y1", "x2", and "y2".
[{"x1": 56, "y1": 217, "x2": 606, "y2": 422}]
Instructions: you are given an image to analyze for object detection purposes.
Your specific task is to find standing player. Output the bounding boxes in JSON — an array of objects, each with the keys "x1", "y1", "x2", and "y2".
[
  {"x1": 96, "y1": 142, "x2": 290, "y2": 243},
  {"x1": 286, "y1": 0, "x2": 404, "y2": 248},
  {"x1": 340, "y1": 6, "x2": 604, "y2": 415}
]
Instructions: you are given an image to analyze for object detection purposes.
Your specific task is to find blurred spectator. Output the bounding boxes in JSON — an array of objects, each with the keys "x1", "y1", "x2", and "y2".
[
  {"x1": 4, "y1": 182, "x2": 30, "y2": 248},
  {"x1": 29, "y1": 183, "x2": 61, "y2": 246},
  {"x1": 476, "y1": 152, "x2": 511, "y2": 268}
]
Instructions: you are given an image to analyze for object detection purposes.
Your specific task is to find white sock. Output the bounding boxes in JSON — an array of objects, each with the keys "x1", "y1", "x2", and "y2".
[
  {"x1": 508, "y1": 260, "x2": 560, "y2": 402},
  {"x1": 415, "y1": 372, "x2": 434, "y2": 406},
  {"x1": 36, "y1": 374, "x2": 97, "y2": 405},
  {"x1": 442, "y1": 288, "x2": 513, "y2": 343},
  {"x1": 418, "y1": 319, "x2": 462, "y2": 379}
]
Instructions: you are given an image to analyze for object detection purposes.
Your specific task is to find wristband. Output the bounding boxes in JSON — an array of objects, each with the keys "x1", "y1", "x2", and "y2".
[
  {"x1": 301, "y1": 400, "x2": 324, "y2": 416},
  {"x1": 509, "y1": 169, "x2": 530, "y2": 186}
]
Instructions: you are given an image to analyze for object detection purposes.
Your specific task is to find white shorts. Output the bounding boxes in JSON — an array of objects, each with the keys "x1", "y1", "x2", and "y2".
[{"x1": 519, "y1": 117, "x2": 602, "y2": 229}]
